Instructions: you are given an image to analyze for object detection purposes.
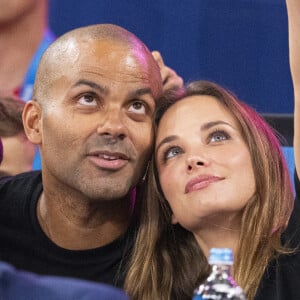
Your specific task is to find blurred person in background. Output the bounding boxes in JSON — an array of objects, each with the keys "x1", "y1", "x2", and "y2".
[
  {"x1": 0, "y1": 0, "x2": 55, "y2": 100},
  {"x1": 0, "y1": 0, "x2": 54, "y2": 171},
  {"x1": 0, "y1": 96, "x2": 35, "y2": 177}
]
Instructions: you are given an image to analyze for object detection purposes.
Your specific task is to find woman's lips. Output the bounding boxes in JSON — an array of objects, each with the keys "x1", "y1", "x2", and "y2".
[{"x1": 185, "y1": 175, "x2": 223, "y2": 194}]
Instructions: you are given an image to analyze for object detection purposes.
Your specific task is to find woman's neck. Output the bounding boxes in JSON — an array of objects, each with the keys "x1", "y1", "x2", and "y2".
[{"x1": 193, "y1": 212, "x2": 242, "y2": 259}]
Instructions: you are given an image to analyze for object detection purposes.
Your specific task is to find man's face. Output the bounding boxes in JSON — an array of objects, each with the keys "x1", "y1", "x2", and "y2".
[{"x1": 38, "y1": 39, "x2": 161, "y2": 201}]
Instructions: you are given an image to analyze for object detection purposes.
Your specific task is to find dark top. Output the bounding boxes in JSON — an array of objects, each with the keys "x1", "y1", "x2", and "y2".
[
  {"x1": 0, "y1": 261, "x2": 129, "y2": 300},
  {"x1": 0, "y1": 171, "x2": 135, "y2": 288},
  {"x1": 255, "y1": 171, "x2": 300, "y2": 299}
]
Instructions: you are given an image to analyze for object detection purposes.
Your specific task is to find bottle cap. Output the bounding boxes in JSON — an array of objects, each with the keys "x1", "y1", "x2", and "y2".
[{"x1": 208, "y1": 248, "x2": 233, "y2": 265}]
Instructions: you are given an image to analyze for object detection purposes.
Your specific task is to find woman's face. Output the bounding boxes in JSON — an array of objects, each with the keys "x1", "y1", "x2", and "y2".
[{"x1": 155, "y1": 95, "x2": 256, "y2": 232}]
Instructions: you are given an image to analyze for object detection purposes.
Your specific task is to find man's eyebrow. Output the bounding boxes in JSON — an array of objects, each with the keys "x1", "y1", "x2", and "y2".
[
  {"x1": 156, "y1": 135, "x2": 178, "y2": 155},
  {"x1": 72, "y1": 80, "x2": 108, "y2": 94},
  {"x1": 127, "y1": 87, "x2": 153, "y2": 98}
]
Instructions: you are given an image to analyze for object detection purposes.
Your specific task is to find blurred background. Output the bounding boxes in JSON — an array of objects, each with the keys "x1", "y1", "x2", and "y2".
[{"x1": 49, "y1": 0, "x2": 293, "y2": 114}]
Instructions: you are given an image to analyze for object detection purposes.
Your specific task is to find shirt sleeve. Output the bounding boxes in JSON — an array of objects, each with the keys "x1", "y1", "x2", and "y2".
[{"x1": 0, "y1": 261, "x2": 129, "y2": 300}]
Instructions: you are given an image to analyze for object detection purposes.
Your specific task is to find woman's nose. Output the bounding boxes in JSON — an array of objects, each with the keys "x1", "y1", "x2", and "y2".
[{"x1": 186, "y1": 155, "x2": 208, "y2": 171}]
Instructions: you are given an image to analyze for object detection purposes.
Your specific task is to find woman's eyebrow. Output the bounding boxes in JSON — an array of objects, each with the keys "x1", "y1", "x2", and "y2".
[
  {"x1": 155, "y1": 120, "x2": 237, "y2": 154},
  {"x1": 156, "y1": 135, "x2": 178, "y2": 154},
  {"x1": 200, "y1": 120, "x2": 236, "y2": 131}
]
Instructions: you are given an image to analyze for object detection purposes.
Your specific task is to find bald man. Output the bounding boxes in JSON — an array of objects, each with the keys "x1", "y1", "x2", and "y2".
[{"x1": 0, "y1": 24, "x2": 182, "y2": 288}]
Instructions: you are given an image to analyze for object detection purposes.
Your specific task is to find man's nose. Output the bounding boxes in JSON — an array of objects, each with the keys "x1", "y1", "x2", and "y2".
[{"x1": 96, "y1": 109, "x2": 127, "y2": 140}]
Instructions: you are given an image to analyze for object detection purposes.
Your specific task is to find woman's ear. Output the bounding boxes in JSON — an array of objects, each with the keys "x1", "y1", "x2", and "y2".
[
  {"x1": 22, "y1": 101, "x2": 42, "y2": 145},
  {"x1": 171, "y1": 214, "x2": 178, "y2": 224}
]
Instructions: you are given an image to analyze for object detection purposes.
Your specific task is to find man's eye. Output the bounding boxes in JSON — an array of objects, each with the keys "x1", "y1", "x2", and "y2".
[
  {"x1": 164, "y1": 146, "x2": 183, "y2": 160},
  {"x1": 128, "y1": 101, "x2": 146, "y2": 114},
  {"x1": 77, "y1": 94, "x2": 97, "y2": 106}
]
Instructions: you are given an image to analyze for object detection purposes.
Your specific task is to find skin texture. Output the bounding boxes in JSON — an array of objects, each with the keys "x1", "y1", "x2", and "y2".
[
  {"x1": 23, "y1": 25, "x2": 163, "y2": 250},
  {"x1": 155, "y1": 95, "x2": 256, "y2": 253},
  {"x1": 0, "y1": 0, "x2": 38, "y2": 25}
]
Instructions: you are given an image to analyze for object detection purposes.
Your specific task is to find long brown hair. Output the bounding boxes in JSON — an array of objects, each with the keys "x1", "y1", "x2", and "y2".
[{"x1": 124, "y1": 81, "x2": 294, "y2": 300}]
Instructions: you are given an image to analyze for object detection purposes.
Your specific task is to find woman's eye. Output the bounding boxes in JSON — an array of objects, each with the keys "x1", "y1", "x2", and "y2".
[
  {"x1": 77, "y1": 94, "x2": 97, "y2": 106},
  {"x1": 164, "y1": 146, "x2": 183, "y2": 160},
  {"x1": 128, "y1": 101, "x2": 146, "y2": 114},
  {"x1": 209, "y1": 130, "x2": 230, "y2": 143}
]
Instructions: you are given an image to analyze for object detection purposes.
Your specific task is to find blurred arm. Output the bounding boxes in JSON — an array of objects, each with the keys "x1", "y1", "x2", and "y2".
[{"x1": 286, "y1": 0, "x2": 300, "y2": 175}]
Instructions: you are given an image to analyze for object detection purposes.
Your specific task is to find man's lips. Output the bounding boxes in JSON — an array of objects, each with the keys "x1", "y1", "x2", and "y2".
[
  {"x1": 87, "y1": 151, "x2": 130, "y2": 170},
  {"x1": 185, "y1": 175, "x2": 224, "y2": 194}
]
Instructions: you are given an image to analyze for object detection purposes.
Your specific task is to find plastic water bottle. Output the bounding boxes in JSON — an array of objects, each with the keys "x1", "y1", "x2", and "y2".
[{"x1": 192, "y1": 248, "x2": 247, "y2": 300}]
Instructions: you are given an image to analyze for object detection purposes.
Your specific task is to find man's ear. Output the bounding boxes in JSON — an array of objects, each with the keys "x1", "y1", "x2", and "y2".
[{"x1": 22, "y1": 100, "x2": 42, "y2": 145}]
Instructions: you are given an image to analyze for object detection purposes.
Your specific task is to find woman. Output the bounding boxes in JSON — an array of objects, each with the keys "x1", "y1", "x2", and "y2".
[{"x1": 124, "y1": 80, "x2": 294, "y2": 300}]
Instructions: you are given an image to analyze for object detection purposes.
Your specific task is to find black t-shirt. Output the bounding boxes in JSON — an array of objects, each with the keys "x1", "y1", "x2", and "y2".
[
  {"x1": 255, "y1": 171, "x2": 300, "y2": 299},
  {"x1": 0, "y1": 171, "x2": 135, "y2": 287}
]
